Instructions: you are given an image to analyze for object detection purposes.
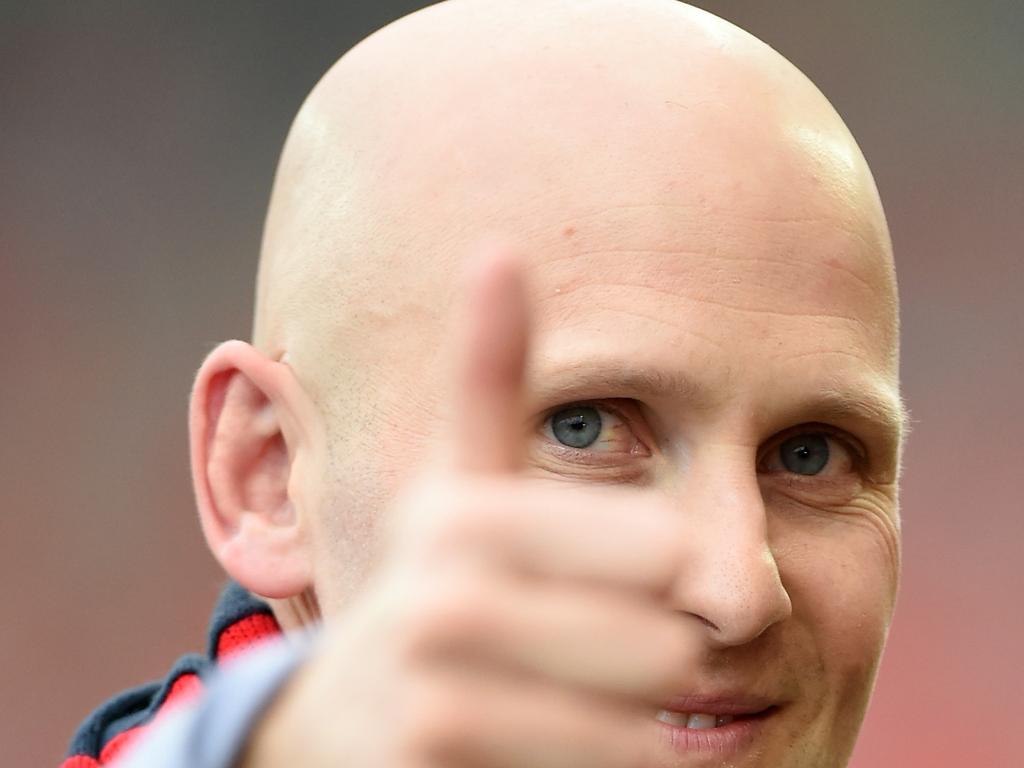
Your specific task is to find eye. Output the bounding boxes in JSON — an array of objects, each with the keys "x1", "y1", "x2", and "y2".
[
  {"x1": 541, "y1": 402, "x2": 648, "y2": 456},
  {"x1": 760, "y1": 430, "x2": 859, "y2": 478},
  {"x1": 779, "y1": 434, "x2": 830, "y2": 475},
  {"x1": 550, "y1": 405, "x2": 602, "y2": 448}
]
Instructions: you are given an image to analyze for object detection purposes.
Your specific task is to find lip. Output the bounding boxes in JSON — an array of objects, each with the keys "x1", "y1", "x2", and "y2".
[
  {"x1": 661, "y1": 694, "x2": 778, "y2": 717},
  {"x1": 656, "y1": 695, "x2": 781, "y2": 761}
]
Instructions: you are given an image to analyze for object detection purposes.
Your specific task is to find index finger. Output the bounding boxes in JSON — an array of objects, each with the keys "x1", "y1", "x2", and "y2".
[{"x1": 451, "y1": 242, "x2": 531, "y2": 475}]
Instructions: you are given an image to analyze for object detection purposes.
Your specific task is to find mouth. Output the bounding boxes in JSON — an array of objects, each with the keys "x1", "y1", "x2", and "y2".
[{"x1": 655, "y1": 696, "x2": 781, "y2": 759}]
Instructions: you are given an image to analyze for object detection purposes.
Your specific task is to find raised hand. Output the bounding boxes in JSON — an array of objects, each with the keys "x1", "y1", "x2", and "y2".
[{"x1": 242, "y1": 243, "x2": 695, "y2": 768}]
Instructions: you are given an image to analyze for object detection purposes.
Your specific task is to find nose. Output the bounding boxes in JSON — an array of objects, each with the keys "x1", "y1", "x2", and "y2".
[{"x1": 667, "y1": 451, "x2": 792, "y2": 647}]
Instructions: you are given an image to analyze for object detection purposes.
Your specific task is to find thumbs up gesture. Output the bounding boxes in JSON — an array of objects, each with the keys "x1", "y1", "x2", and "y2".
[{"x1": 243, "y1": 244, "x2": 697, "y2": 768}]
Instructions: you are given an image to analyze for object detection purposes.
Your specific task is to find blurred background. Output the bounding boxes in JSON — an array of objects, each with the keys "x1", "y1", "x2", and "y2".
[{"x1": 2, "y1": 1, "x2": 1021, "y2": 765}]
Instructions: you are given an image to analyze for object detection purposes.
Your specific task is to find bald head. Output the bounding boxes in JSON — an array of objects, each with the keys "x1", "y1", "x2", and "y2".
[
  {"x1": 255, "y1": 0, "x2": 895, "y2": 384},
  {"x1": 247, "y1": 0, "x2": 902, "y2": 602}
]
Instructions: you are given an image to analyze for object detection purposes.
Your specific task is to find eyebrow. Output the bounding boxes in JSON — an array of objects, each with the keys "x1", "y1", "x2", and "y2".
[
  {"x1": 529, "y1": 361, "x2": 909, "y2": 445},
  {"x1": 811, "y1": 386, "x2": 911, "y2": 443},
  {"x1": 532, "y1": 363, "x2": 708, "y2": 405}
]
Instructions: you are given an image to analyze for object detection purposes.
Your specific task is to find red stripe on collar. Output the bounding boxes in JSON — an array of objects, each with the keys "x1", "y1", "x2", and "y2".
[{"x1": 216, "y1": 612, "x2": 282, "y2": 660}]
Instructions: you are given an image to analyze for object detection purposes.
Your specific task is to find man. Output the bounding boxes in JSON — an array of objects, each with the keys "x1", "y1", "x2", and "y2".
[{"x1": 63, "y1": 0, "x2": 906, "y2": 766}]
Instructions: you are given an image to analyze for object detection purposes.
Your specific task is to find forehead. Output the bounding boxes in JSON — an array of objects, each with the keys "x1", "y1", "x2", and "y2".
[
  {"x1": 528, "y1": 198, "x2": 893, "y2": 349},
  {"x1": 370, "y1": 59, "x2": 895, "y2": 366},
  {"x1": 313, "y1": 101, "x2": 898, "y2": 427},
  {"x1": 518, "y1": 189, "x2": 900, "y2": 437}
]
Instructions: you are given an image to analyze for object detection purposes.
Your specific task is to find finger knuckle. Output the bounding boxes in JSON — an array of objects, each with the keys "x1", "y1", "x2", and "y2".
[
  {"x1": 425, "y1": 499, "x2": 481, "y2": 555},
  {"x1": 399, "y1": 680, "x2": 477, "y2": 762},
  {"x1": 397, "y1": 576, "x2": 495, "y2": 662}
]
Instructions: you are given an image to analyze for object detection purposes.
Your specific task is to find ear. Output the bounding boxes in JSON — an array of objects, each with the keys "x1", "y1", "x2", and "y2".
[{"x1": 189, "y1": 340, "x2": 317, "y2": 599}]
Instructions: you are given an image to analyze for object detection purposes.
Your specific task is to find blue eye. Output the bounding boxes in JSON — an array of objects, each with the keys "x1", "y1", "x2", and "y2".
[
  {"x1": 550, "y1": 405, "x2": 603, "y2": 449},
  {"x1": 779, "y1": 434, "x2": 830, "y2": 475}
]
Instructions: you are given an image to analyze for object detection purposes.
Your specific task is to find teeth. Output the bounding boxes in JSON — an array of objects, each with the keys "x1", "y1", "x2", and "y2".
[
  {"x1": 656, "y1": 710, "x2": 738, "y2": 729},
  {"x1": 656, "y1": 710, "x2": 691, "y2": 727},
  {"x1": 686, "y1": 713, "x2": 718, "y2": 730}
]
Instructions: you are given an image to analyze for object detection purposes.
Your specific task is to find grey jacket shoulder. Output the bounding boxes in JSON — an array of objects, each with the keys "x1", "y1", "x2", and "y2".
[{"x1": 114, "y1": 638, "x2": 310, "y2": 768}]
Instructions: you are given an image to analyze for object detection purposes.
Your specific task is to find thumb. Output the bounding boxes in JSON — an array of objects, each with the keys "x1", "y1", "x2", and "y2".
[{"x1": 450, "y1": 242, "x2": 530, "y2": 475}]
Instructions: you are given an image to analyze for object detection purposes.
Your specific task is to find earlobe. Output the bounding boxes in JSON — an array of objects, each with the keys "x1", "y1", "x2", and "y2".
[{"x1": 190, "y1": 340, "x2": 315, "y2": 599}]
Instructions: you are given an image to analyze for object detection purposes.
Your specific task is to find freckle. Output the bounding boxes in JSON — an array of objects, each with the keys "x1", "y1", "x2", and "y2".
[{"x1": 563, "y1": 226, "x2": 576, "y2": 238}]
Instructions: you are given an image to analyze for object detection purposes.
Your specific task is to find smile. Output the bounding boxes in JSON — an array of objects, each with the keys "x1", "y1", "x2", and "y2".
[{"x1": 655, "y1": 698, "x2": 780, "y2": 758}]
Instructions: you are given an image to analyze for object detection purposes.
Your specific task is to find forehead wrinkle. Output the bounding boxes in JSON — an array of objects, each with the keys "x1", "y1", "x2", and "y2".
[
  {"x1": 535, "y1": 268, "x2": 874, "y2": 332},
  {"x1": 520, "y1": 205, "x2": 894, "y2": 320}
]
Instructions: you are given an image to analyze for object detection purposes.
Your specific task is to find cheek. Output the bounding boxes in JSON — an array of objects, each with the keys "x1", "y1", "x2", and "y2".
[
  {"x1": 310, "y1": 396, "x2": 451, "y2": 616},
  {"x1": 772, "y1": 514, "x2": 899, "y2": 702}
]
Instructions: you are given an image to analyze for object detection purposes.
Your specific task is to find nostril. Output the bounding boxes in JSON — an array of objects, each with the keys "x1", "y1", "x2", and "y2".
[{"x1": 682, "y1": 611, "x2": 720, "y2": 633}]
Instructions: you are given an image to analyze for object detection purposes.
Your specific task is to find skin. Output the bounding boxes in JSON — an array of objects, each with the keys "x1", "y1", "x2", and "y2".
[{"x1": 187, "y1": 1, "x2": 905, "y2": 766}]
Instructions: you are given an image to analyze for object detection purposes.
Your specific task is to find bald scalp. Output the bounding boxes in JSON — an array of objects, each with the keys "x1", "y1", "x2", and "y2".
[{"x1": 254, "y1": 0, "x2": 896, "y2": 416}]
